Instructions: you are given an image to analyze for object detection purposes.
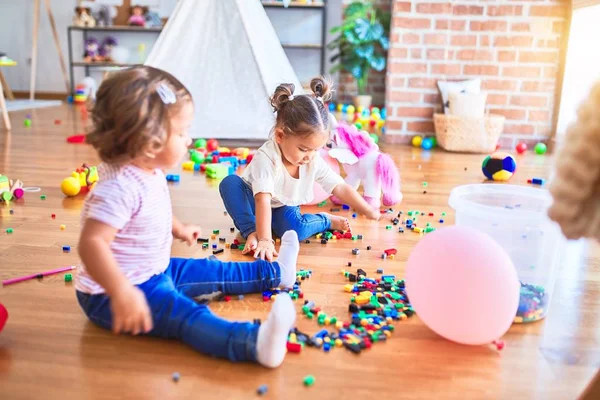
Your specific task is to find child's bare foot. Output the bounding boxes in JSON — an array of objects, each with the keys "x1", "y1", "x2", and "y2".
[
  {"x1": 320, "y1": 213, "x2": 351, "y2": 232},
  {"x1": 242, "y1": 232, "x2": 258, "y2": 255}
]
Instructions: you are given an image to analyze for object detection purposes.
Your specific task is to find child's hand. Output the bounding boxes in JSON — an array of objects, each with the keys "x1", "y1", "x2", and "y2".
[
  {"x1": 110, "y1": 285, "x2": 153, "y2": 335},
  {"x1": 254, "y1": 238, "x2": 278, "y2": 262},
  {"x1": 175, "y1": 224, "x2": 202, "y2": 246}
]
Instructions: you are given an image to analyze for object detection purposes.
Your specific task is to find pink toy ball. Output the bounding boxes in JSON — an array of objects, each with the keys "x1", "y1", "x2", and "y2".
[
  {"x1": 13, "y1": 188, "x2": 24, "y2": 200},
  {"x1": 0, "y1": 303, "x2": 7, "y2": 333},
  {"x1": 308, "y1": 149, "x2": 340, "y2": 205},
  {"x1": 515, "y1": 142, "x2": 528, "y2": 154},
  {"x1": 406, "y1": 226, "x2": 520, "y2": 345}
]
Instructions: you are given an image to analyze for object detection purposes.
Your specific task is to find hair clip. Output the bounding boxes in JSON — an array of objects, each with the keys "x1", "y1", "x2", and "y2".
[
  {"x1": 157, "y1": 83, "x2": 176, "y2": 105},
  {"x1": 288, "y1": 95, "x2": 295, "y2": 101}
]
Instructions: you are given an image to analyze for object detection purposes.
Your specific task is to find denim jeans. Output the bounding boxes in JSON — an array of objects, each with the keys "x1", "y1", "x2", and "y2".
[
  {"x1": 219, "y1": 174, "x2": 330, "y2": 241},
  {"x1": 76, "y1": 257, "x2": 282, "y2": 362}
]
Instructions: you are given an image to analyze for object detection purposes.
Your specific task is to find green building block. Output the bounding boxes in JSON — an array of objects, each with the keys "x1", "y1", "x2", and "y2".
[
  {"x1": 6, "y1": 228, "x2": 13, "y2": 234},
  {"x1": 40, "y1": 195, "x2": 46, "y2": 200},
  {"x1": 205, "y1": 164, "x2": 229, "y2": 179},
  {"x1": 303, "y1": 375, "x2": 315, "y2": 387},
  {"x1": 317, "y1": 200, "x2": 327, "y2": 207},
  {"x1": 64, "y1": 273, "x2": 72, "y2": 282}
]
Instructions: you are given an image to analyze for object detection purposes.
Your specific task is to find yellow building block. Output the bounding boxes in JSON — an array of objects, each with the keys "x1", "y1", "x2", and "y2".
[{"x1": 344, "y1": 284, "x2": 354, "y2": 293}]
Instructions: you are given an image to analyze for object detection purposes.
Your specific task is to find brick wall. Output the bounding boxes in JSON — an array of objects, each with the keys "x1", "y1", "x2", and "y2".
[
  {"x1": 336, "y1": 0, "x2": 392, "y2": 107},
  {"x1": 385, "y1": 0, "x2": 568, "y2": 147}
]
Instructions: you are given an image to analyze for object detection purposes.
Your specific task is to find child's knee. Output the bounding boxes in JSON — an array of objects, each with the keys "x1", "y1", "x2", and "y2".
[{"x1": 219, "y1": 174, "x2": 242, "y2": 195}]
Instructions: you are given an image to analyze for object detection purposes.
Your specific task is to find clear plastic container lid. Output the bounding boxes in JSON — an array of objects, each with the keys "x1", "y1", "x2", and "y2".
[{"x1": 449, "y1": 184, "x2": 553, "y2": 224}]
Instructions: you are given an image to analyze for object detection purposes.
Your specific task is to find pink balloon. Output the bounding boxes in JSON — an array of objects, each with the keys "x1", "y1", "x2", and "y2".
[
  {"x1": 307, "y1": 149, "x2": 341, "y2": 205},
  {"x1": 406, "y1": 226, "x2": 519, "y2": 345}
]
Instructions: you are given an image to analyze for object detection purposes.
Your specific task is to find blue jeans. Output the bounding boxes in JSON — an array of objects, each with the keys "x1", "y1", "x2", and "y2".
[
  {"x1": 219, "y1": 174, "x2": 330, "y2": 241},
  {"x1": 76, "y1": 257, "x2": 282, "y2": 363}
]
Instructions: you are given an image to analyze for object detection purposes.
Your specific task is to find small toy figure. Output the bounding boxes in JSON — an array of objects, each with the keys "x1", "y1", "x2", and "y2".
[
  {"x1": 145, "y1": 10, "x2": 163, "y2": 27},
  {"x1": 61, "y1": 164, "x2": 99, "y2": 197},
  {"x1": 93, "y1": 5, "x2": 117, "y2": 27},
  {"x1": 84, "y1": 38, "x2": 102, "y2": 62},
  {"x1": 73, "y1": 7, "x2": 96, "y2": 28},
  {"x1": 100, "y1": 37, "x2": 118, "y2": 61},
  {"x1": 128, "y1": 5, "x2": 148, "y2": 27}
]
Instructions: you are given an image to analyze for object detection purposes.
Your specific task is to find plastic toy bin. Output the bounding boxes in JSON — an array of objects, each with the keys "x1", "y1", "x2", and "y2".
[{"x1": 448, "y1": 184, "x2": 566, "y2": 323}]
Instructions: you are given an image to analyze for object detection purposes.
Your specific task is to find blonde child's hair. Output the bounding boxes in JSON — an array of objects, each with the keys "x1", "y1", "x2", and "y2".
[
  {"x1": 270, "y1": 76, "x2": 333, "y2": 138},
  {"x1": 87, "y1": 65, "x2": 193, "y2": 163}
]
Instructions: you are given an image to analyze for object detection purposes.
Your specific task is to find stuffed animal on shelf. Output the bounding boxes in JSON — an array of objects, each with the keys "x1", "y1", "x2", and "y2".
[
  {"x1": 83, "y1": 38, "x2": 102, "y2": 62},
  {"x1": 548, "y1": 80, "x2": 600, "y2": 241},
  {"x1": 327, "y1": 120, "x2": 403, "y2": 209},
  {"x1": 100, "y1": 37, "x2": 118, "y2": 61},
  {"x1": 145, "y1": 10, "x2": 162, "y2": 27},
  {"x1": 73, "y1": 7, "x2": 96, "y2": 28},
  {"x1": 93, "y1": 5, "x2": 117, "y2": 27},
  {"x1": 128, "y1": 5, "x2": 148, "y2": 27}
]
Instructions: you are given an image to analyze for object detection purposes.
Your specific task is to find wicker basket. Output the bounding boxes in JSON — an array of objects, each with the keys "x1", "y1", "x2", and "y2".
[{"x1": 433, "y1": 113, "x2": 505, "y2": 153}]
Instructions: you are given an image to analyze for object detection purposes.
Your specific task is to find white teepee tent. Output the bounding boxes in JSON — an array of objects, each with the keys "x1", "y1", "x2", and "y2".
[{"x1": 146, "y1": 0, "x2": 303, "y2": 139}]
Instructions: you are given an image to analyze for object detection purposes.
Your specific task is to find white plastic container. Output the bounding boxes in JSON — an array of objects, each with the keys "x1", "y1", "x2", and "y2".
[{"x1": 448, "y1": 184, "x2": 566, "y2": 323}]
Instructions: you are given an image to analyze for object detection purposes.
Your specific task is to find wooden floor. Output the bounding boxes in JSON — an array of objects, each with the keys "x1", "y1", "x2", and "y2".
[{"x1": 0, "y1": 105, "x2": 598, "y2": 400}]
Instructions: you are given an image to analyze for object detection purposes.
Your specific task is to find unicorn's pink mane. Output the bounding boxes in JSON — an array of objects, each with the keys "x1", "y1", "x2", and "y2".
[{"x1": 335, "y1": 122, "x2": 378, "y2": 158}]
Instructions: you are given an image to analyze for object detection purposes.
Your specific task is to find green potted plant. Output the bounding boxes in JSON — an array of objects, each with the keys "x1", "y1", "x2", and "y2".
[{"x1": 328, "y1": 1, "x2": 391, "y2": 109}]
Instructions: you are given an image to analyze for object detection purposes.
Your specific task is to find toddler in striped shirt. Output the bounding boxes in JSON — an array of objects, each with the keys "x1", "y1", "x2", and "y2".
[{"x1": 76, "y1": 65, "x2": 298, "y2": 368}]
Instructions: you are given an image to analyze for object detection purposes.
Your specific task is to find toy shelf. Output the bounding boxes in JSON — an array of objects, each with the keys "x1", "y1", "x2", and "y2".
[
  {"x1": 69, "y1": 26, "x2": 163, "y2": 33},
  {"x1": 66, "y1": 25, "x2": 163, "y2": 94},
  {"x1": 71, "y1": 61, "x2": 138, "y2": 67},
  {"x1": 262, "y1": 0, "x2": 328, "y2": 78},
  {"x1": 261, "y1": 1, "x2": 325, "y2": 8}
]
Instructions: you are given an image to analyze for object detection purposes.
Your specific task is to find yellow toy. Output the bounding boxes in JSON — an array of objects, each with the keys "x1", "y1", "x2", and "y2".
[{"x1": 61, "y1": 164, "x2": 98, "y2": 197}]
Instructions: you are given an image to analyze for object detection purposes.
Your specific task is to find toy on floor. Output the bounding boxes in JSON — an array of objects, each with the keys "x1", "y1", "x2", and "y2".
[
  {"x1": 515, "y1": 142, "x2": 527, "y2": 154},
  {"x1": 327, "y1": 122, "x2": 402, "y2": 208},
  {"x1": 534, "y1": 142, "x2": 547, "y2": 155},
  {"x1": 73, "y1": 6, "x2": 96, "y2": 27},
  {"x1": 128, "y1": 5, "x2": 148, "y2": 27},
  {"x1": 0, "y1": 303, "x2": 7, "y2": 333},
  {"x1": 2, "y1": 266, "x2": 76, "y2": 286},
  {"x1": 61, "y1": 164, "x2": 99, "y2": 196},
  {"x1": 406, "y1": 226, "x2": 519, "y2": 345},
  {"x1": 0, "y1": 175, "x2": 24, "y2": 202},
  {"x1": 482, "y1": 152, "x2": 516, "y2": 181}
]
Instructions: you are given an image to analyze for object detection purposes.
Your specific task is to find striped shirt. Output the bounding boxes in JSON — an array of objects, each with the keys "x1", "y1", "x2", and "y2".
[{"x1": 75, "y1": 164, "x2": 173, "y2": 294}]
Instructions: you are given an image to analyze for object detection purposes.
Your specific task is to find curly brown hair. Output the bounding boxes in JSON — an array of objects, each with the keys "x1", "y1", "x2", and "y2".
[
  {"x1": 270, "y1": 76, "x2": 333, "y2": 137},
  {"x1": 87, "y1": 65, "x2": 193, "y2": 164}
]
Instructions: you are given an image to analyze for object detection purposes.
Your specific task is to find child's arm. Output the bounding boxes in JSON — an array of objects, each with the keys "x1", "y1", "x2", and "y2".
[
  {"x1": 332, "y1": 184, "x2": 381, "y2": 220},
  {"x1": 78, "y1": 219, "x2": 153, "y2": 335},
  {"x1": 172, "y1": 216, "x2": 202, "y2": 246},
  {"x1": 253, "y1": 192, "x2": 278, "y2": 261}
]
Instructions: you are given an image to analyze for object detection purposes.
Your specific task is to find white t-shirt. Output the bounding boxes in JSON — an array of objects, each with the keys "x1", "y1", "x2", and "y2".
[{"x1": 242, "y1": 139, "x2": 344, "y2": 207}]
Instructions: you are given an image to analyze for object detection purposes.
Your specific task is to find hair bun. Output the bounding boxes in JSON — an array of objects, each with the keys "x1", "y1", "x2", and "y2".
[
  {"x1": 270, "y1": 83, "x2": 295, "y2": 112},
  {"x1": 310, "y1": 76, "x2": 333, "y2": 102}
]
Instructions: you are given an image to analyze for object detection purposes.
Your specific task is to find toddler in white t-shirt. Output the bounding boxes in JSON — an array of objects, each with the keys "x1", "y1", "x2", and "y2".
[{"x1": 219, "y1": 76, "x2": 381, "y2": 261}]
